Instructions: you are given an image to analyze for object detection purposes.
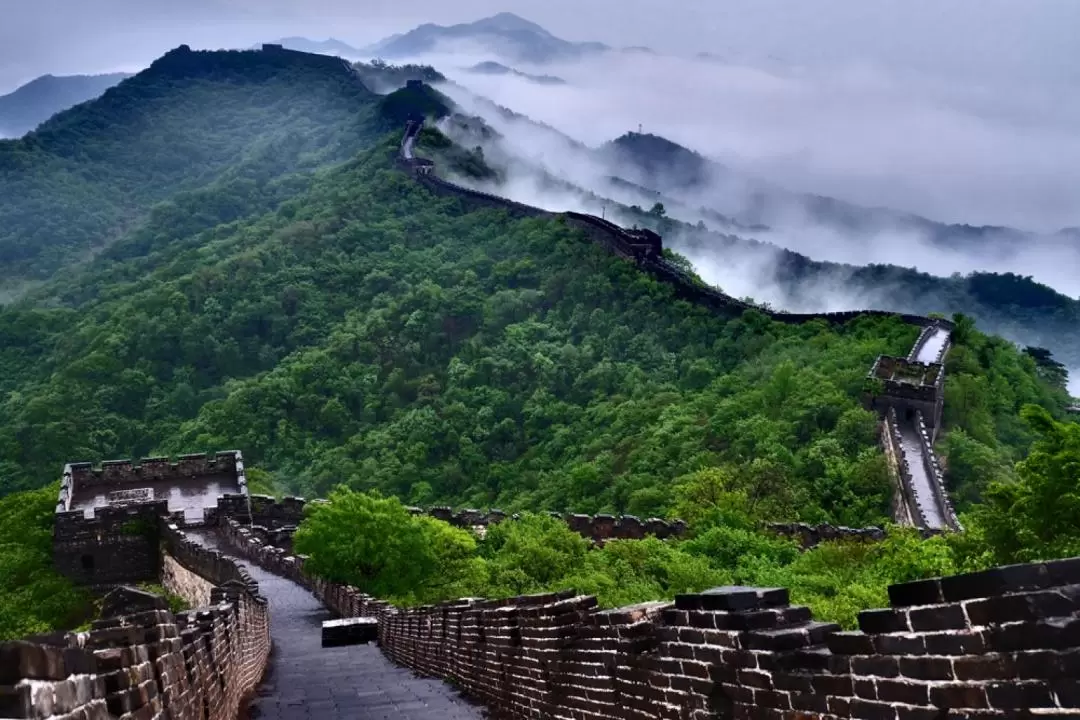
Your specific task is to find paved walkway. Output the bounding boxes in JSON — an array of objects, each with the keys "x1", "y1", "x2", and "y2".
[
  {"x1": 897, "y1": 420, "x2": 946, "y2": 530},
  {"x1": 191, "y1": 532, "x2": 485, "y2": 720}
]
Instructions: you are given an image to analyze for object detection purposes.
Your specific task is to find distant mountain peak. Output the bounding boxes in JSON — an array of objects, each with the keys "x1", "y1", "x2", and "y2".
[
  {"x1": 0, "y1": 71, "x2": 132, "y2": 137},
  {"x1": 365, "y1": 13, "x2": 608, "y2": 64},
  {"x1": 471, "y1": 12, "x2": 552, "y2": 35}
]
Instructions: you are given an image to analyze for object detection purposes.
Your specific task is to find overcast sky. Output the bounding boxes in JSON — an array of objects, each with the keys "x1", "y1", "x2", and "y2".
[{"x1": 2, "y1": 0, "x2": 1079, "y2": 91}]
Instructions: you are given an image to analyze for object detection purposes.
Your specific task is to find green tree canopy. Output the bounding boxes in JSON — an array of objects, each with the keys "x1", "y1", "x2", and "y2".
[{"x1": 293, "y1": 488, "x2": 483, "y2": 604}]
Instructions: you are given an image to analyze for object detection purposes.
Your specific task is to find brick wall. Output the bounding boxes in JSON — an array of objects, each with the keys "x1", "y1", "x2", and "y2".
[
  {"x1": 220, "y1": 492, "x2": 688, "y2": 543},
  {"x1": 3, "y1": 525, "x2": 270, "y2": 719},
  {"x1": 398, "y1": 119, "x2": 956, "y2": 336},
  {"x1": 53, "y1": 501, "x2": 167, "y2": 586},
  {"x1": 220, "y1": 516, "x2": 1080, "y2": 718}
]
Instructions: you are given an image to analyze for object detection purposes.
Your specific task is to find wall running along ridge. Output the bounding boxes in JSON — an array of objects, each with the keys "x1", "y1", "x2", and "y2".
[
  {"x1": 0, "y1": 520, "x2": 270, "y2": 719},
  {"x1": 220, "y1": 516, "x2": 1080, "y2": 719},
  {"x1": 400, "y1": 117, "x2": 957, "y2": 533},
  {"x1": 241, "y1": 492, "x2": 687, "y2": 543}
]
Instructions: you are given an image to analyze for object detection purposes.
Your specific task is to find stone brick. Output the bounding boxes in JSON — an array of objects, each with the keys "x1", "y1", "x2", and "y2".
[
  {"x1": 929, "y1": 683, "x2": 988, "y2": 709},
  {"x1": 887, "y1": 578, "x2": 943, "y2": 608},
  {"x1": 907, "y1": 604, "x2": 968, "y2": 631},
  {"x1": 828, "y1": 631, "x2": 875, "y2": 656},
  {"x1": 986, "y1": 680, "x2": 1054, "y2": 709},
  {"x1": 876, "y1": 679, "x2": 929, "y2": 705},
  {"x1": 858, "y1": 609, "x2": 910, "y2": 634},
  {"x1": 898, "y1": 656, "x2": 954, "y2": 681}
]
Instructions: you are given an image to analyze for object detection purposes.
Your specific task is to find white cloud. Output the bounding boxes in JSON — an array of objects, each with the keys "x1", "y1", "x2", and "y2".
[{"x1": 432, "y1": 51, "x2": 1080, "y2": 234}]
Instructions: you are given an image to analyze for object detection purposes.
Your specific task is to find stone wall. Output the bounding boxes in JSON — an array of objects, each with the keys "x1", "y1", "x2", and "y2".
[
  {"x1": 914, "y1": 412, "x2": 963, "y2": 532},
  {"x1": 162, "y1": 553, "x2": 216, "y2": 608},
  {"x1": 3, "y1": 531, "x2": 271, "y2": 720},
  {"x1": 399, "y1": 118, "x2": 956, "y2": 335},
  {"x1": 53, "y1": 500, "x2": 167, "y2": 586},
  {"x1": 224, "y1": 492, "x2": 689, "y2": 543},
  {"x1": 221, "y1": 516, "x2": 1080, "y2": 719}
]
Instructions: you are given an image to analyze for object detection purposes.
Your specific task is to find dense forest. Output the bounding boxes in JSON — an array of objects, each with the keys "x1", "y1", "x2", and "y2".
[{"x1": 0, "y1": 47, "x2": 1076, "y2": 640}]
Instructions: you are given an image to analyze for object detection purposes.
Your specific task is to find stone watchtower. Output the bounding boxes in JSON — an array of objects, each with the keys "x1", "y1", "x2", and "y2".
[
  {"x1": 863, "y1": 355, "x2": 946, "y2": 433},
  {"x1": 53, "y1": 451, "x2": 250, "y2": 586}
]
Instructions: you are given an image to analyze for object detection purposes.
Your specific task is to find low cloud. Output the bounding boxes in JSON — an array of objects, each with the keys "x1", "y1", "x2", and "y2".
[
  {"x1": 424, "y1": 54, "x2": 1080, "y2": 300},
  {"x1": 423, "y1": 48, "x2": 1080, "y2": 237}
]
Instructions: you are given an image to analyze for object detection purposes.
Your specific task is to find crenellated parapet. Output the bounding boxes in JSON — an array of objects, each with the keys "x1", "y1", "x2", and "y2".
[
  {"x1": 217, "y1": 515, "x2": 1080, "y2": 719},
  {"x1": 7, "y1": 523, "x2": 271, "y2": 720},
  {"x1": 214, "y1": 492, "x2": 687, "y2": 544}
]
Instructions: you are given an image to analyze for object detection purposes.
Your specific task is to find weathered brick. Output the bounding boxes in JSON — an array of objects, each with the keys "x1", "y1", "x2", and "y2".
[
  {"x1": 898, "y1": 656, "x2": 953, "y2": 681},
  {"x1": 858, "y1": 609, "x2": 910, "y2": 635},
  {"x1": 929, "y1": 683, "x2": 988, "y2": 708},
  {"x1": 876, "y1": 679, "x2": 929, "y2": 705}
]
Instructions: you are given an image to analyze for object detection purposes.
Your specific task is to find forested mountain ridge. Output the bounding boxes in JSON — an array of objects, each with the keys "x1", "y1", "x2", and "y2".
[
  {"x1": 0, "y1": 49, "x2": 1076, "y2": 640},
  {"x1": 0, "y1": 72, "x2": 131, "y2": 138},
  {"x1": 0, "y1": 44, "x2": 380, "y2": 287},
  {"x1": 433, "y1": 100, "x2": 1080, "y2": 370}
]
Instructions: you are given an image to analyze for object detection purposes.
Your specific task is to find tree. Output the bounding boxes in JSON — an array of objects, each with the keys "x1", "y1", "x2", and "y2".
[
  {"x1": 0, "y1": 484, "x2": 91, "y2": 640},
  {"x1": 293, "y1": 488, "x2": 483, "y2": 605},
  {"x1": 971, "y1": 405, "x2": 1080, "y2": 563},
  {"x1": 648, "y1": 202, "x2": 667, "y2": 218}
]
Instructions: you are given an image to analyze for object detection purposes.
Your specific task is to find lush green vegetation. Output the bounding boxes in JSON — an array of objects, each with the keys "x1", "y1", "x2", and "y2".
[
  {"x1": 292, "y1": 403, "x2": 1080, "y2": 629},
  {"x1": 0, "y1": 48, "x2": 1075, "y2": 641},
  {"x1": 0, "y1": 45, "x2": 379, "y2": 284},
  {"x1": 0, "y1": 485, "x2": 91, "y2": 639}
]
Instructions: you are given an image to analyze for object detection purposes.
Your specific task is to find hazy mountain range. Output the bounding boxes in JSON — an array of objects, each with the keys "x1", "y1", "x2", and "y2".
[
  {"x1": 0, "y1": 72, "x2": 131, "y2": 137},
  {"x1": 273, "y1": 37, "x2": 364, "y2": 57},
  {"x1": 466, "y1": 61, "x2": 565, "y2": 85},
  {"x1": 363, "y1": 12, "x2": 611, "y2": 64}
]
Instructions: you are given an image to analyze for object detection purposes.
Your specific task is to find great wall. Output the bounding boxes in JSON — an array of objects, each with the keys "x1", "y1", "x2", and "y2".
[
  {"x1": 4, "y1": 61, "x2": 1063, "y2": 718},
  {"x1": 399, "y1": 106, "x2": 960, "y2": 534},
  {"x1": 9, "y1": 449, "x2": 1080, "y2": 719}
]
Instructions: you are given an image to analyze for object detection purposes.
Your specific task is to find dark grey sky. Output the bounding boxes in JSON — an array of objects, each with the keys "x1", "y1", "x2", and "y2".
[{"x1": 2, "y1": 0, "x2": 1078, "y2": 91}]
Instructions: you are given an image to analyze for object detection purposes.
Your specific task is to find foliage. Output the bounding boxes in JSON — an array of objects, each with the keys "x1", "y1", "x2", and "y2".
[
  {"x1": 293, "y1": 488, "x2": 483, "y2": 605},
  {"x1": 965, "y1": 405, "x2": 1080, "y2": 564},
  {"x1": 0, "y1": 46, "x2": 378, "y2": 284},
  {"x1": 0, "y1": 484, "x2": 91, "y2": 640},
  {"x1": 137, "y1": 583, "x2": 192, "y2": 615},
  {"x1": 939, "y1": 317, "x2": 1069, "y2": 506}
]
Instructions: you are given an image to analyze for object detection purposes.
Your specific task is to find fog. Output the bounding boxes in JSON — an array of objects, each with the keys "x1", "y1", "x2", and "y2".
[
  {"x1": 433, "y1": 49, "x2": 1080, "y2": 234},
  {"x1": 416, "y1": 50, "x2": 1080, "y2": 300}
]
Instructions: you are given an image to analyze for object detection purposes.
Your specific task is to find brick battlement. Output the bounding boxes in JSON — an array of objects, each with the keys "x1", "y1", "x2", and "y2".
[
  {"x1": 53, "y1": 450, "x2": 250, "y2": 587},
  {"x1": 219, "y1": 516, "x2": 1080, "y2": 719},
  {"x1": 5, "y1": 522, "x2": 270, "y2": 719},
  {"x1": 219, "y1": 492, "x2": 688, "y2": 543}
]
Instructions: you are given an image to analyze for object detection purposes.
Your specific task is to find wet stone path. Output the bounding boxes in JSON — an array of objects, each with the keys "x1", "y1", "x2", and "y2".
[{"x1": 192, "y1": 532, "x2": 485, "y2": 720}]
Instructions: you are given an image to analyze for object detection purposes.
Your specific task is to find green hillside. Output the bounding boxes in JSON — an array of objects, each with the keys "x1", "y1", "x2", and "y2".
[
  {"x1": 0, "y1": 49, "x2": 1077, "y2": 640},
  {"x1": 0, "y1": 45, "x2": 378, "y2": 285}
]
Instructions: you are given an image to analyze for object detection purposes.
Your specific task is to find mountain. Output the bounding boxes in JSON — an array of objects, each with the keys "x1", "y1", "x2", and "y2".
[
  {"x1": 365, "y1": 12, "x2": 609, "y2": 64},
  {"x1": 429, "y1": 90, "x2": 1080, "y2": 370},
  {"x1": 0, "y1": 53, "x2": 1074, "y2": 641},
  {"x1": 0, "y1": 45, "x2": 382, "y2": 287},
  {"x1": 600, "y1": 131, "x2": 1040, "y2": 249},
  {"x1": 466, "y1": 61, "x2": 565, "y2": 85},
  {"x1": 0, "y1": 72, "x2": 131, "y2": 137},
  {"x1": 275, "y1": 37, "x2": 363, "y2": 57}
]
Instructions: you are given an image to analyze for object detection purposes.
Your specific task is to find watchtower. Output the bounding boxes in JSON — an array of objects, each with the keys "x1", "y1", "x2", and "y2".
[
  {"x1": 53, "y1": 451, "x2": 250, "y2": 586},
  {"x1": 863, "y1": 356, "x2": 945, "y2": 432}
]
